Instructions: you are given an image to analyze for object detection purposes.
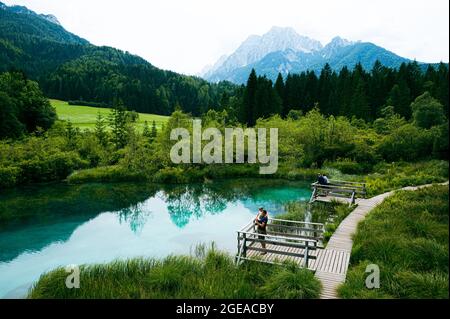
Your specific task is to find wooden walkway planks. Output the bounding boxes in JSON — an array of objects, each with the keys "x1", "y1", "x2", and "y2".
[
  {"x1": 244, "y1": 242, "x2": 319, "y2": 270},
  {"x1": 314, "y1": 191, "x2": 392, "y2": 299}
]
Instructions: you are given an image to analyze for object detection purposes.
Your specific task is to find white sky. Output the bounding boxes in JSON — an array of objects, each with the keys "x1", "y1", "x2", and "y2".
[{"x1": 3, "y1": 0, "x2": 449, "y2": 75}]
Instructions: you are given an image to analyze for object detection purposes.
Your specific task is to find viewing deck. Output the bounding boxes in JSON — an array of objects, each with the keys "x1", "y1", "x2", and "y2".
[
  {"x1": 236, "y1": 218, "x2": 325, "y2": 269},
  {"x1": 310, "y1": 180, "x2": 367, "y2": 206}
]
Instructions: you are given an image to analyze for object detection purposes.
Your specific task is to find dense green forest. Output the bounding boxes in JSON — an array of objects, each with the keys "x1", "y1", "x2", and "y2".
[
  {"x1": 0, "y1": 68, "x2": 448, "y2": 189},
  {"x1": 230, "y1": 62, "x2": 449, "y2": 125}
]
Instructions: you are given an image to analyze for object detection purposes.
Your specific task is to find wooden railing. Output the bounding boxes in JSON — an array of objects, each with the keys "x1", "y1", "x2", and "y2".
[
  {"x1": 236, "y1": 218, "x2": 324, "y2": 268},
  {"x1": 310, "y1": 180, "x2": 366, "y2": 205}
]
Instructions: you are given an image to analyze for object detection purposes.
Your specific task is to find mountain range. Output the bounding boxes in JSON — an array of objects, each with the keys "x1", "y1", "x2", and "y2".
[
  {"x1": 0, "y1": 1, "x2": 440, "y2": 116},
  {"x1": 202, "y1": 27, "x2": 417, "y2": 84}
]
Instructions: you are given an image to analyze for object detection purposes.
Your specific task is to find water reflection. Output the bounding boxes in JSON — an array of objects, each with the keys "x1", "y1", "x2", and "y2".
[{"x1": 0, "y1": 179, "x2": 312, "y2": 298}]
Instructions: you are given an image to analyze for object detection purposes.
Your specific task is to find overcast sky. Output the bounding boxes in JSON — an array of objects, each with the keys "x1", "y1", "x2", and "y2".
[{"x1": 3, "y1": 0, "x2": 449, "y2": 75}]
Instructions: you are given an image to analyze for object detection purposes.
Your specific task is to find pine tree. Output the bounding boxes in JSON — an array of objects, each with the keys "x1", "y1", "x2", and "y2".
[
  {"x1": 274, "y1": 73, "x2": 286, "y2": 115},
  {"x1": 94, "y1": 112, "x2": 108, "y2": 146},
  {"x1": 142, "y1": 120, "x2": 151, "y2": 138},
  {"x1": 318, "y1": 63, "x2": 333, "y2": 114},
  {"x1": 350, "y1": 78, "x2": 370, "y2": 120},
  {"x1": 387, "y1": 81, "x2": 411, "y2": 119},
  {"x1": 65, "y1": 120, "x2": 77, "y2": 148},
  {"x1": 109, "y1": 99, "x2": 129, "y2": 149},
  {"x1": 243, "y1": 69, "x2": 258, "y2": 125},
  {"x1": 151, "y1": 120, "x2": 158, "y2": 141},
  {"x1": 369, "y1": 60, "x2": 389, "y2": 118}
]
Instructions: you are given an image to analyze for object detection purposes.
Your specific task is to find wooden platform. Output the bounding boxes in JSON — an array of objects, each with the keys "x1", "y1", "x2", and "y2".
[
  {"x1": 236, "y1": 218, "x2": 325, "y2": 269},
  {"x1": 310, "y1": 180, "x2": 367, "y2": 206}
]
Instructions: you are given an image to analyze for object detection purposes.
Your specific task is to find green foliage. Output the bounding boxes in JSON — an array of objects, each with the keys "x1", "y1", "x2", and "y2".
[
  {"x1": 432, "y1": 122, "x2": 449, "y2": 160},
  {"x1": 28, "y1": 247, "x2": 321, "y2": 299},
  {"x1": 241, "y1": 69, "x2": 282, "y2": 125},
  {"x1": 94, "y1": 112, "x2": 108, "y2": 147},
  {"x1": 258, "y1": 264, "x2": 321, "y2": 299},
  {"x1": 411, "y1": 92, "x2": 446, "y2": 129},
  {"x1": 0, "y1": 166, "x2": 21, "y2": 188},
  {"x1": 339, "y1": 185, "x2": 449, "y2": 299},
  {"x1": 363, "y1": 161, "x2": 448, "y2": 196},
  {"x1": 377, "y1": 124, "x2": 434, "y2": 161},
  {"x1": 324, "y1": 159, "x2": 367, "y2": 174},
  {"x1": 109, "y1": 100, "x2": 131, "y2": 149},
  {"x1": 67, "y1": 166, "x2": 146, "y2": 184},
  {"x1": 238, "y1": 62, "x2": 448, "y2": 123},
  {"x1": 0, "y1": 136, "x2": 89, "y2": 187},
  {"x1": 0, "y1": 71, "x2": 56, "y2": 139}
]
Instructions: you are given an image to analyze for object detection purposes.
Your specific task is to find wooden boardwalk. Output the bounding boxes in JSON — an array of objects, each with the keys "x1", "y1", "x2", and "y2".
[
  {"x1": 314, "y1": 183, "x2": 448, "y2": 299},
  {"x1": 236, "y1": 182, "x2": 447, "y2": 299}
]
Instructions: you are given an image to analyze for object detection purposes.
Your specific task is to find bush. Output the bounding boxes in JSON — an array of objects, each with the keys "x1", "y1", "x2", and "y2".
[
  {"x1": 152, "y1": 167, "x2": 189, "y2": 184},
  {"x1": 18, "y1": 152, "x2": 88, "y2": 183},
  {"x1": 378, "y1": 124, "x2": 434, "y2": 162},
  {"x1": 68, "y1": 100, "x2": 109, "y2": 108},
  {"x1": 324, "y1": 159, "x2": 367, "y2": 174},
  {"x1": 0, "y1": 166, "x2": 21, "y2": 188},
  {"x1": 67, "y1": 165, "x2": 146, "y2": 184},
  {"x1": 258, "y1": 264, "x2": 321, "y2": 299}
]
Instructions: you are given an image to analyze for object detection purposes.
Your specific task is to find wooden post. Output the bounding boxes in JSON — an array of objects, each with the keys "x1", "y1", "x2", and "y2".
[
  {"x1": 243, "y1": 233, "x2": 247, "y2": 258},
  {"x1": 237, "y1": 232, "x2": 241, "y2": 257},
  {"x1": 309, "y1": 187, "x2": 317, "y2": 203},
  {"x1": 304, "y1": 241, "x2": 309, "y2": 269},
  {"x1": 350, "y1": 190, "x2": 356, "y2": 206}
]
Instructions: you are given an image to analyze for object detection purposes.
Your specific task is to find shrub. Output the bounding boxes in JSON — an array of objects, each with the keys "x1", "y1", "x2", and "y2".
[
  {"x1": 67, "y1": 165, "x2": 145, "y2": 184},
  {"x1": 152, "y1": 167, "x2": 189, "y2": 184},
  {"x1": 0, "y1": 166, "x2": 21, "y2": 188},
  {"x1": 324, "y1": 159, "x2": 367, "y2": 174},
  {"x1": 258, "y1": 264, "x2": 321, "y2": 299}
]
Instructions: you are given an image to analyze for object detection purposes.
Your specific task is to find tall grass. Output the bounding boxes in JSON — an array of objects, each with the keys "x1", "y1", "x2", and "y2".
[
  {"x1": 363, "y1": 160, "x2": 448, "y2": 196},
  {"x1": 29, "y1": 245, "x2": 321, "y2": 299},
  {"x1": 279, "y1": 201, "x2": 354, "y2": 243},
  {"x1": 338, "y1": 185, "x2": 449, "y2": 299}
]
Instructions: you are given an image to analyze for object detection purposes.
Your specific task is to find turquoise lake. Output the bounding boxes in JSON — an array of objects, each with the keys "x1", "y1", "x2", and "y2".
[{"x1": 0, "y1": 179, "x2": 311, "y2": 298}]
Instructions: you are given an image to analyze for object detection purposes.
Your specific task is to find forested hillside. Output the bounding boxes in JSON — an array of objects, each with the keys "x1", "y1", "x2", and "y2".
[{"x1": 0, "y1": 2, "x2": 236, "y2": 116}]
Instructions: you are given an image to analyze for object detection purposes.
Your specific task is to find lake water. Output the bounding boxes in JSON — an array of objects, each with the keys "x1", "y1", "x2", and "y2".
[{"x1": 0, "y1": 179, "x2": 311, "y2": 298}]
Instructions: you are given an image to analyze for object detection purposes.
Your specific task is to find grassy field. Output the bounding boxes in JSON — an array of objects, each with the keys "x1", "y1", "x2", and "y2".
[
  {"x1": 338, "y1": 185, "x2": 449, "y2": 299},
  {"x1": 51, "y1": 99, "x2": 169, "y2": 131},
  {"x1": 29, "y1": 246, "x2": 321, "y2": 299}
]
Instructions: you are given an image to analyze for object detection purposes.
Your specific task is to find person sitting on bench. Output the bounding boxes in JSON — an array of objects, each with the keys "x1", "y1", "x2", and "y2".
[{"x1": 318, "y1": 174, "x2": 327, "y2": 185}]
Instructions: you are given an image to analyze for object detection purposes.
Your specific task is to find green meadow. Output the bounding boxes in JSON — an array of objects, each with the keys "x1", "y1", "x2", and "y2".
[{"x1": 51, "y1": 99, "x2": 169, "y2": 131}]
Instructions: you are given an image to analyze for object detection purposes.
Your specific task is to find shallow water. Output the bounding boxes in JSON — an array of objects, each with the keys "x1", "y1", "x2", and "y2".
[{"x1": 0, "y1": 179, "x2": 311, "y2": 298}]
